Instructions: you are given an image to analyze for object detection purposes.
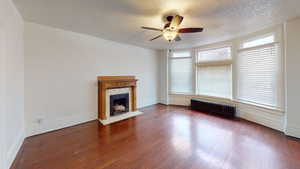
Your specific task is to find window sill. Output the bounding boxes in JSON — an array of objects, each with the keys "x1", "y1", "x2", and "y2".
[
  {"x1": 169, "y1": 92, "x2": 195, "y2": 96},
  {"x1": 233, "y1": 99, "x2": 284, "y2": 114},
  {"x1": 169, "y1": 93, "x2": 234, "y2": 104}
]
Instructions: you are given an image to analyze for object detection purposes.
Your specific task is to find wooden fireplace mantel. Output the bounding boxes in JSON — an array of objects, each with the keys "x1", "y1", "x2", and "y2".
[{"x1": 97, "y1": 76, "x2": 138, "y2": 120}]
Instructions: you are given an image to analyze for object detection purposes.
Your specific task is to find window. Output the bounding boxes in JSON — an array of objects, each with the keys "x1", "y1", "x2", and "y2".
[
  {"x1": 237, "y1": 34, "x2": 282, "y2": 108},
  {"x1": 196, "y1": 47, "x2": 232, "y2": 98},
  {"x1": 172, "y1": 51, "x2": 191, "y2": 58},
  {"x1": 242, "y1": 34, "x2": 275, "y2": 49},
  {"x1": 169, "y1": 50, "x2": 193, "y2": 93}
]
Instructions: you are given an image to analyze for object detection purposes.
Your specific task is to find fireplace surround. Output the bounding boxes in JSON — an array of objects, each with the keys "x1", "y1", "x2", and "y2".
[
  {"x1": 97, "y1": 76, "x2": 142, "y2": 125},
  {"x1": 106, "y1": 87, "x2": 132, "y2": 117}
]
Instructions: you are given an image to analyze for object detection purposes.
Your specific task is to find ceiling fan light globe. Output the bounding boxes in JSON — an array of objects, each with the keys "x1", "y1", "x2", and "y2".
[{"x1": 163, "y1": 29, "x2": 177, "y2": 41}]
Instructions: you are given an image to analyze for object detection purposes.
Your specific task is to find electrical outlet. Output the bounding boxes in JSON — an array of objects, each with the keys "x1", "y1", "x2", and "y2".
[{"x1": 37, "y1": 118, "x2": 43, "y2": 124}]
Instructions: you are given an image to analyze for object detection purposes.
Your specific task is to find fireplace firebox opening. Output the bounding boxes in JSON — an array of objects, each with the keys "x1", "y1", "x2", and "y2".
[{"x1": 110, "y1": 93, "x2": 129, "y2": 116}]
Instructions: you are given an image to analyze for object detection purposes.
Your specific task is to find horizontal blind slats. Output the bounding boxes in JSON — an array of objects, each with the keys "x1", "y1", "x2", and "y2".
[
  {"x1": 197, "y1": 47, "x2": 232, "y2": 98},
  {"x1": 170, "y1": 57, "x2": 193, "y2": 93},
  {"x1": 237, "y1": 43, "x2": 280, "y2": 108}
]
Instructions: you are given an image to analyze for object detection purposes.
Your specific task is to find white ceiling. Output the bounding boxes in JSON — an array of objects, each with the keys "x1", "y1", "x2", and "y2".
[{"x1": 13, "y1": 0, "x2": 300, "y2": 49}]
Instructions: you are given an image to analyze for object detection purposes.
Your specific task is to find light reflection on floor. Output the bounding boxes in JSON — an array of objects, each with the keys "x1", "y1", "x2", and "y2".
[{"x1": 168, "y1": 110, "x2": 287, "y2": 169}]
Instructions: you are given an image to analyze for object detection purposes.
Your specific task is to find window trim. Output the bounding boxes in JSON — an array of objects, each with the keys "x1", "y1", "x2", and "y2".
[
  {"x1": 238, "y1": 41, "x2": 279, "y2": 52},
  {"x1": 240, "y1": 32, "x2": 276, "y2": 49},
  {"x1": 171, "y1": 93, "x2": 235, "y2": 104},
  {"x1": 234, "y1": 98, "x2": 284, "y2": 112},
  {"x1": 168, "y1": 49, "x2": 195, "y2": 94},
  {"x1": 169, "y1": 56, "x2": 192, "y2": 60},
  {"x1": 236, "y1": 32, "x2": 284, "y2": 110},
  {"x1": 170, "y1": 50, "x2": 192, "y2": 58},
  {"x1": 197, "y1": 44, "x2": 233, "y2": 54},
  {"x1": 195, "y1": 46, "x2": 233, "y2": 99}
]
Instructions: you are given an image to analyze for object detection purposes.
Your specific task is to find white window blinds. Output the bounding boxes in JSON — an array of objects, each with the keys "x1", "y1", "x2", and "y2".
[
  {"x1": 197, "y1": 47, "x2": 232, "y2": 98},
  {"x1": 197, "y1": 65, "x2": 232, "y2": 98},
  {"x1": 237, "y1": 42, "x2": 282, "y2": 108},
  {"x1": 170, "y1": 51, "x2": 193, "y2": 93}
]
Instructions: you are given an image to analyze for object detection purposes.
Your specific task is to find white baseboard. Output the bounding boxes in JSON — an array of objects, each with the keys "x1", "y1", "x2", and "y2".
[
  {"x1": 27, "y1": 112, "x2": 97, "y2": 137},
  {"x1": 26, "y1": 102, "x2": 160, "y2": 137},
  {"x1": 6, "y1": 129, "x2": 25, "y2": 169},
  {"x1": 158, "y1": 98, "x2": 169, "y2": 105},
  {"x1": 168, "y1": 94, "x2": 285, "y2": 132},
  {"x1": 169, "y1": 94, "x2": 234, "y2": 106},
  {"x1": 285, "y1": 124, "x2": 300, "y2": 138},
  {"x1": 236, "y1": 102, "x2": 285, "y2": 131}
]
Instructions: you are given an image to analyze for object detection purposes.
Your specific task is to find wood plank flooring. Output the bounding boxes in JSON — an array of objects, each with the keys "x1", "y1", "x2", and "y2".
[{"x1": 11, "y1": 104, "x2": 300, "y2": 169}]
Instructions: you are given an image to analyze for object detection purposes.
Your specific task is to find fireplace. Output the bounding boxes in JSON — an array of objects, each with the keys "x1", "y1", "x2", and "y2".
[
  {"x1": 97, "y1": 76, "x2": 142, "y2": 125},
  {"x1": 110, "y1": 93, "x2": 129, "y2": 116}
]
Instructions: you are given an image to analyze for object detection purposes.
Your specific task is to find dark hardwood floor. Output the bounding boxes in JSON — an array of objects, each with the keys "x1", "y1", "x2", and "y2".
[{"x1": 11, "y1": 104, "x2": 300, "y2": 169}]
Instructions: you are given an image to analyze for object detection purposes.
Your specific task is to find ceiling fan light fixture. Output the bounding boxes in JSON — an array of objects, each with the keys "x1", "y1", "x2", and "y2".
[
  {"x1": 141, "y1": 14, "x2": 203, "y2": 42},
  {"x1": 163, "y1": 29, "x2": 178, "y2": 41}
]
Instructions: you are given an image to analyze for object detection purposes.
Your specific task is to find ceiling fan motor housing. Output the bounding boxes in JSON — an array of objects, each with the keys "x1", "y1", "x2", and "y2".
[{"x1": 166, "y1": 15, "x2": 174, "y2": 22}]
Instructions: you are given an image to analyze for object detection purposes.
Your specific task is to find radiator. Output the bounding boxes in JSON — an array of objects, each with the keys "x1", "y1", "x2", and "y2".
[{"x1": 191, "y1": 98, "x2": 236, "y2": 118}]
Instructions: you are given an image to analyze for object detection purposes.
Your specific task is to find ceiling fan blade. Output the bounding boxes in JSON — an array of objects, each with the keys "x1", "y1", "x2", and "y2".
[
  {"x1": 149, "y1": 34, "x2": 163, "y2": 41},
  {"x1": 179, "y1": 28, "x2": 204, "y2": 33},
  {"x1": 141, "y1": 26, "x2": 163, "y2": 32},
  {"x1": 169, "y1": 15, "x2": 184, "y2": 30},
  {"x1": 175, "y1": 35, "x2": 181, "y2": 41}
]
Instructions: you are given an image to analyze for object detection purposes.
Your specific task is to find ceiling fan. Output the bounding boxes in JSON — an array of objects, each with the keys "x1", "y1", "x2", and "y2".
[{"x1": 141, "y1": 15, "x2": 204, "y2": 42}]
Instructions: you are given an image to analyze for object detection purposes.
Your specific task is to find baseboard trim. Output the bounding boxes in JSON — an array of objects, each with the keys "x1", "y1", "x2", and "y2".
[
  {"x1": 6, "y1": 130, "x2": 25, "y2": 169},
  {"x1": 168, "y1": 94, "x2": 285, "y2": 132},
  {"x1": 237, "y1": 111, "x2": 284, "y2": 131},
  {"x1": 285, "y1": 124, "x2": 300, "y2": 138},
  {"x1": 168, "y1": 94, "x2": 234, "y2": 106},
  {"x1": 138, "y1": 103, "x2": 160, "y2": 109},
  {"x1": 27, "y1": 103, "x2": 159, "y2": 137},
  {"x1": 158, "y1": 99, "x2": 169, "y2": 105},
  {"x1": 27, "y1": 112, "x2": 97, "y2": 137},
  {"x1": 157, "y1": 103, "x2": 168, "y2": 106},
  {"x1": 236, "y1": 103, "x2": 284, "y2": 131}
]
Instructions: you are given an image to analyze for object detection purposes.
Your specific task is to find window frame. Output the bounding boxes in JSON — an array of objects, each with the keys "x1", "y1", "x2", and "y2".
[
  {"x1": 195, "y1": 45, "x2": 233, "y2": 99},
  {"x1": 168, "y1": 49, "x2": 196, "y2": 94},
  {"x1": 240, "y1": 33, "x2": 276, "y2": 49},
  {"x1": 235, "y1": 30, "x2": 284, "y2": 110}
]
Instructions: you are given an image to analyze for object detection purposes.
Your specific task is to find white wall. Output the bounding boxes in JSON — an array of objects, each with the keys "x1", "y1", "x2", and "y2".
[
  {"x1": 0, "y1": 25, "x2": 5, "y2": 169},
  {"x1": 0, "y1": 0, "x2": 25, "y2": 168},
  {"x1": 24, "y1": 22, "x2": 160, "y2": 136},
  {"x1": 157, "y1": 50, "x2": 169, "y2": 105},
  {"x1": 285, "y1": 17, "x2": 300, "y2": 138}
]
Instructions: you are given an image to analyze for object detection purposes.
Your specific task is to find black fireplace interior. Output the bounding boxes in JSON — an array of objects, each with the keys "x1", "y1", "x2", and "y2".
[{"x1": 110, "y1": 93, "x2": 129, "y2": 116}]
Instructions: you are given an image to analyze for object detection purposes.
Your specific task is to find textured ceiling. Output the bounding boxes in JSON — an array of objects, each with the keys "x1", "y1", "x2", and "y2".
[{"x1": 13, "y1": 0, "x2": 300, "y2": 49}]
